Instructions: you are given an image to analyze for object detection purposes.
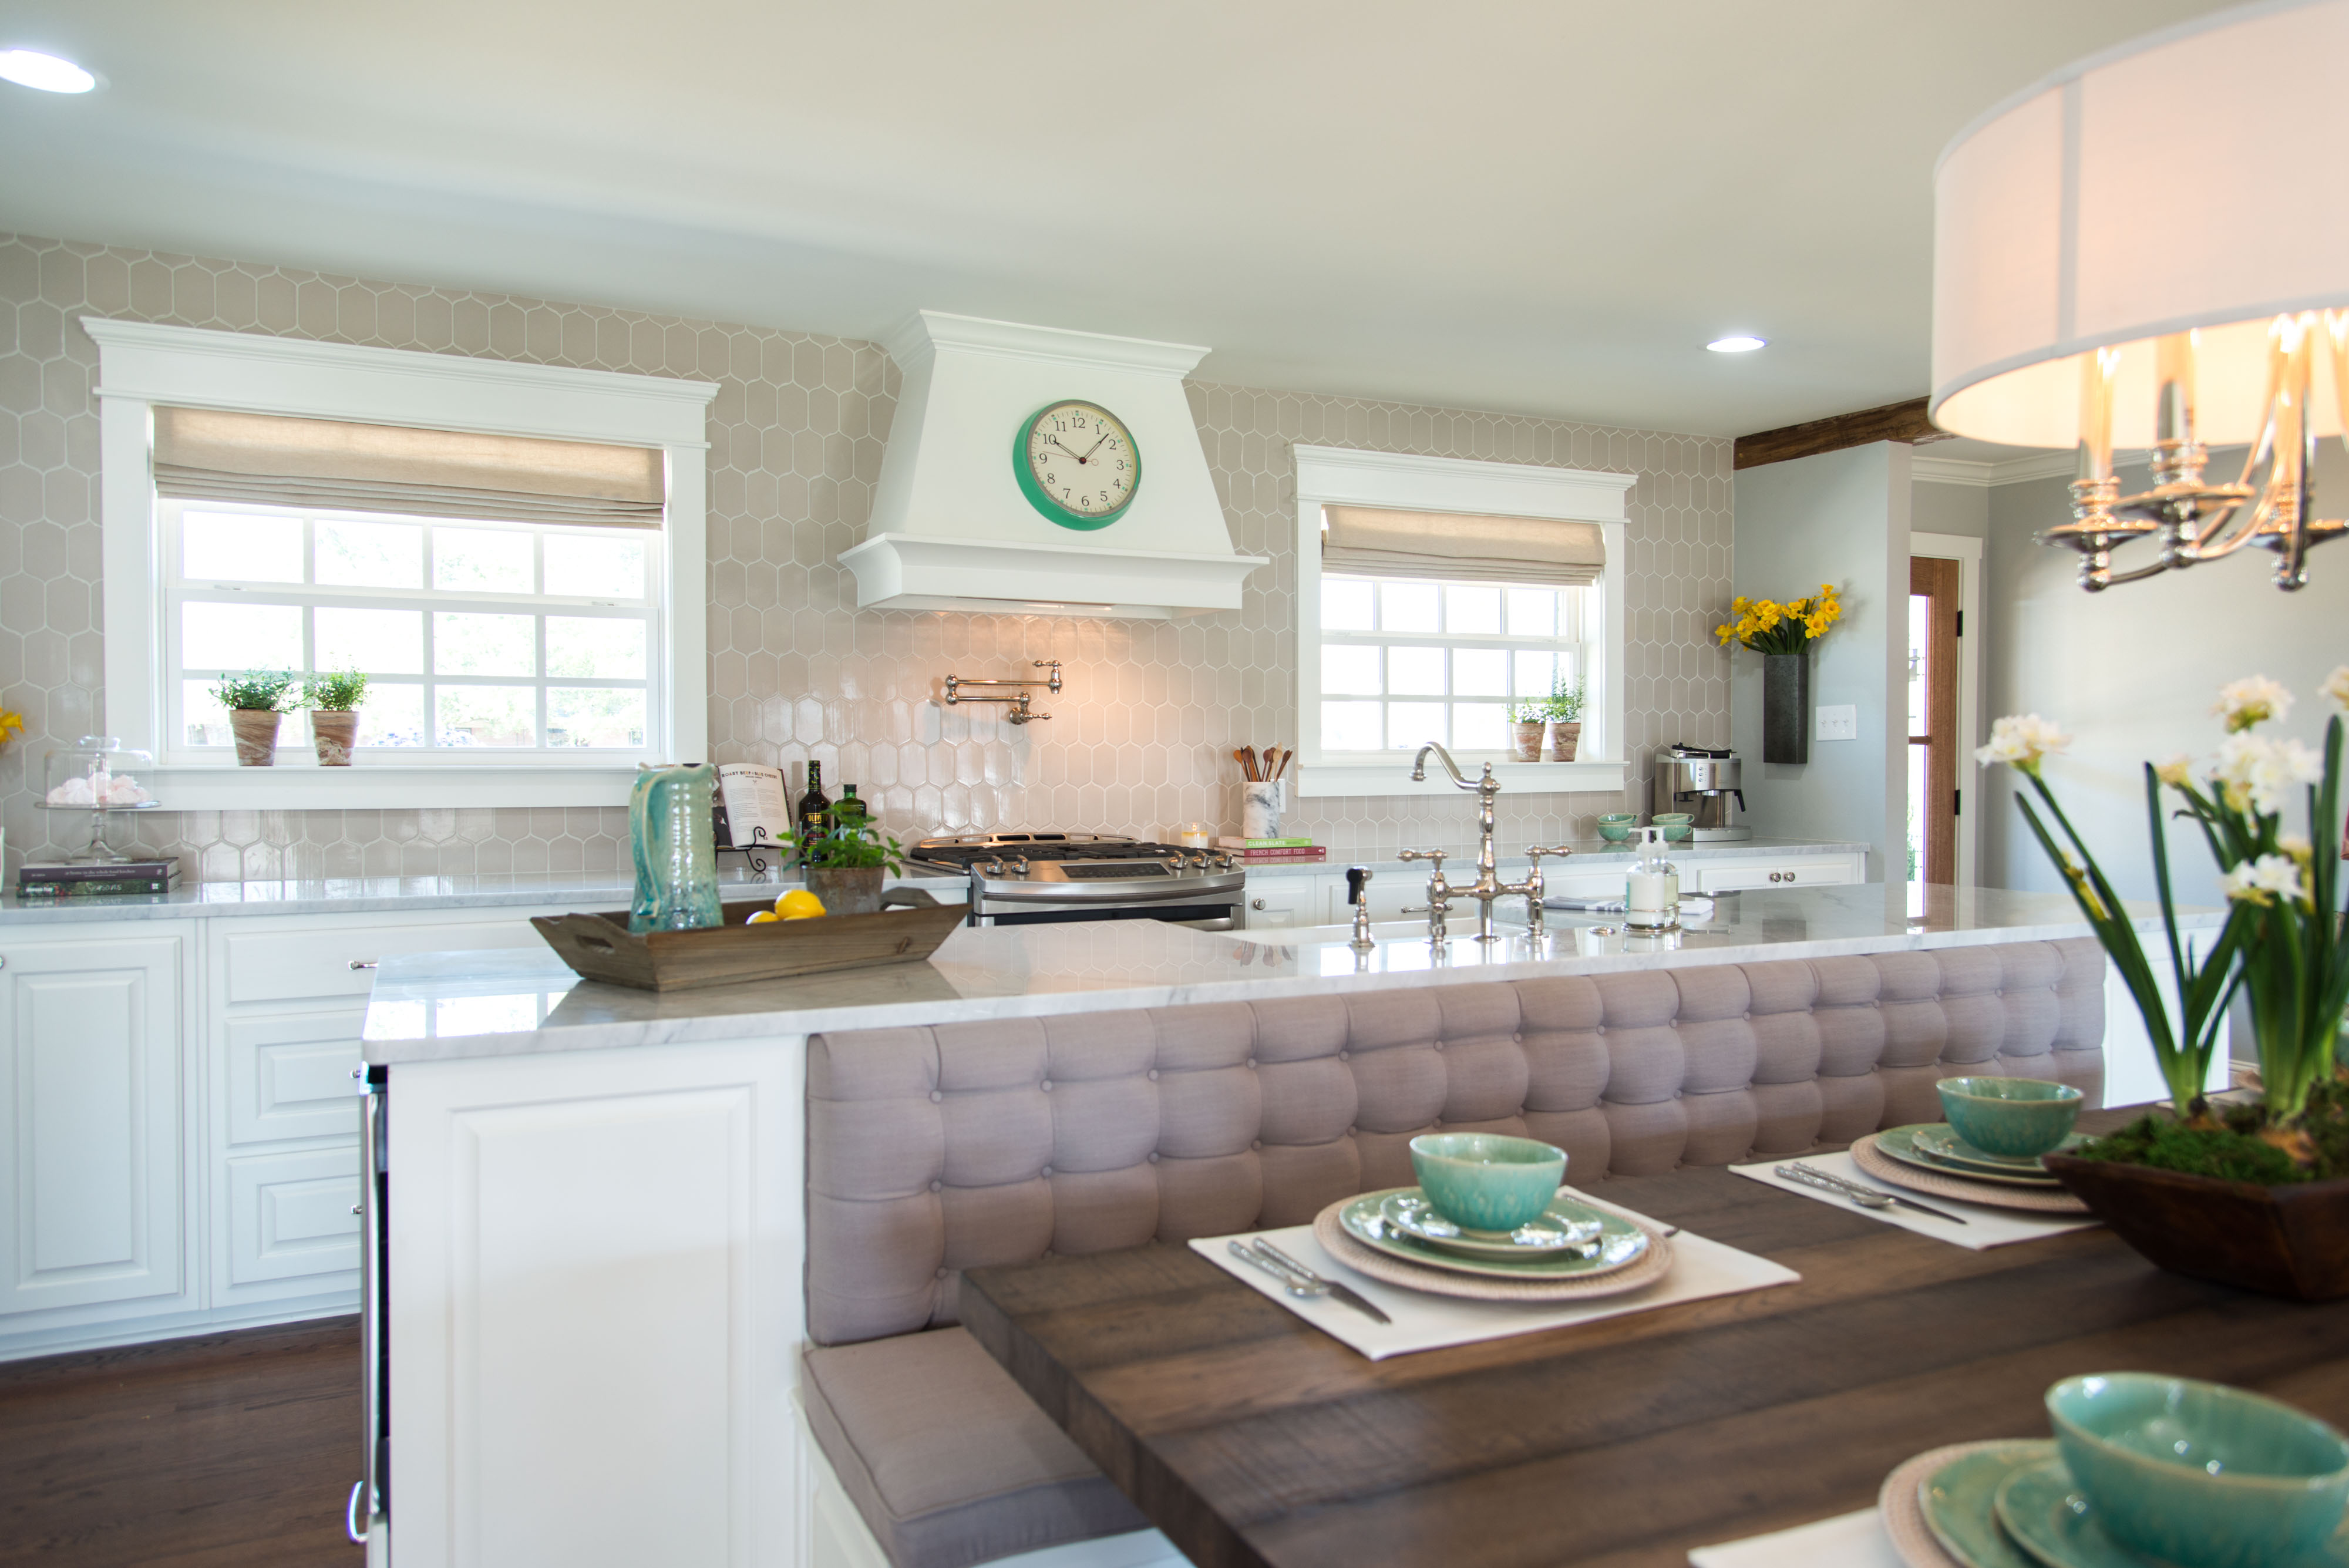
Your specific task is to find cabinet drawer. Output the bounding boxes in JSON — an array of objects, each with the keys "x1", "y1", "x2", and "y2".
[
  {"x1": 1243, "y1": 884, "x2": 1318, "y2": 930},
  {"x1": 226, "y1": 1148, "x2": 360, "y2": 1286},
  {"x1": 225, "y1": 1008, "x2": 368, "y2": 1146},
  {"x1": 221, "y1": 916, "x2": 553, "y2": 1004},
  {"x1": 1694, "y1": 861, "x2": 1855, "y2": 893}
]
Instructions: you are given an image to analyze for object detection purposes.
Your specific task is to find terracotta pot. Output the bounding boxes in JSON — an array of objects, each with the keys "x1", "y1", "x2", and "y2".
[
  {"x1": 309, "y1": 709, "x2": 361, "y2": 767},
  {"x1": 2044, "y1": 1151, "x2": 2349, "y2": 1301},
  {"x1": 1547, "y1": 721, "x2": 1581, "y2": 762},
  {"x1": 229, "y1": 709, "x2": 281, "y2": 766},
  {"x1": 1511, "y1": 722, "x2": 1546, "y2": 762},
  {"x1": 803, "y1": 864, "x2": 885, "y2": 917}
]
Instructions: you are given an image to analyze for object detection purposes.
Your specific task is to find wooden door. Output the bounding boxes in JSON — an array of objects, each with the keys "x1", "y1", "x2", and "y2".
[{"x1": 1909, "y1": 557, "x2": 1960, "y2": 886}]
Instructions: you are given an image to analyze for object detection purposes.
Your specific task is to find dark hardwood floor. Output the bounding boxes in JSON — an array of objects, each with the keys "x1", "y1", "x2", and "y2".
[{"x1": 0, "y1": 1317, "x2": 363, "y2": 1566}]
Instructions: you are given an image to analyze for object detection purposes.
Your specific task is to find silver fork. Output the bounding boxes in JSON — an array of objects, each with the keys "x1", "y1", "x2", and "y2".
[
  {"x1": 1227, "y1": 1239, "x2": 1394, "y2": 1323},
  {"x1": 1775, "y1": 1162, "x2": 1969, "y2": 1224}
]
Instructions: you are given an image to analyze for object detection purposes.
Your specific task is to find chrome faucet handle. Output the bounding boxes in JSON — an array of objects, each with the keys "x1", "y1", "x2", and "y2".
[
  {"x1": 1346, "y1": 866, "x2": 1376, "y2": 951},
  {"x1": 1397, "y1": 848, "x2": 1449, "y2": 870},
  {"x1": 1524, "y1": 844, "x2": 1573, "y2": 863},
  {"x1": 1519, "y1": 846, "x2": 1571, "y2": 939}
]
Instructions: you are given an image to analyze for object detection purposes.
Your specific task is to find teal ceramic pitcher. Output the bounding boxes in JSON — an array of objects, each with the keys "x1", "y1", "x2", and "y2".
[{"x1": 628, "y1": 763, "x2": 722, "y2": 934}]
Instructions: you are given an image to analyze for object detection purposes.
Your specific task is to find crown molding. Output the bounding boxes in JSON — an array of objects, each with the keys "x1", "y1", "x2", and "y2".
[{"x1": 1910, "y1": 450, "x2": 2079, "y2": 488}]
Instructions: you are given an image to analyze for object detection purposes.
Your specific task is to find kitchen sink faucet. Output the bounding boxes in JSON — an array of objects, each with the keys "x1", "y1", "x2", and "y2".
[{"x1": 1399, "y1": 742, "x2": 1571, "y2": 944}]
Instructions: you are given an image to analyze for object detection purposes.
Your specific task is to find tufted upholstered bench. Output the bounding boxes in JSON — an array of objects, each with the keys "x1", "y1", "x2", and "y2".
[{"x1": 800, "y1": 937, "x2": 2106, "y2": 1568}]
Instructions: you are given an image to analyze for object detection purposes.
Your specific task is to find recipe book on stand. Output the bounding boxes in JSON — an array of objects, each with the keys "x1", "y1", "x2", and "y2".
[
  {"x1": 1217, "y1": 836, "x2": 1325, "y2": 863},
  {"x1": 714, "y1": 763, "x2": 794, "y2": 854},
  {"x1": 18, "y1": 860, "x2": 181, "y2": 897}
]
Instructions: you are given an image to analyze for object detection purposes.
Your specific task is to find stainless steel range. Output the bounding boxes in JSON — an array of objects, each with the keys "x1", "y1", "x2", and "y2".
[{"x1": 908, "y1": 832, "x2": 1246, "y2": 930}]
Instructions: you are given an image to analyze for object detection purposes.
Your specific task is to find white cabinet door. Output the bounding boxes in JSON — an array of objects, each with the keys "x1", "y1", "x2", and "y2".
[
  {"x1": 1241, "y1": 879, "x2": 1320, "y2": 930},
  {"x1": 224, "y1": 1007, "x2": 370, "y2": 1146},
  {"x1": 225, "y1": 1146, "x2": 361, "y2": 1286},
  {"x1": 0, "y1": 936, "x2": 184, "y2": 1317}
]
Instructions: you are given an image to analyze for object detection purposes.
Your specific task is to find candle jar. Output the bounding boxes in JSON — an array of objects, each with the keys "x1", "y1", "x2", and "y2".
[{"x1": 1177, "y1": 822, "x2": 1212, "y2": 849}]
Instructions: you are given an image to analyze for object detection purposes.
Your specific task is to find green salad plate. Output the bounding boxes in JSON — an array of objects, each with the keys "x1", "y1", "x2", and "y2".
[
  {"x1": 1920, "y1": 1441, "x2": 2054, "y2": 1568},
  {"x1": 1911, "y1": 1122, "x2": 2086, "y2": 1174},
  {"x1": 1994, "y1": 1456, "x2": 2349, "y2": 1568},
  {"x1": 1377, "y1": 1189, "x2": 1605, "y2": 1260},
  {"x1": 1337, "y1": 1187, "x2": 1650, "y2": 1281},
  {"x1": 1878, "y1": 1125, "x2": 2065, "y2": 1188}
]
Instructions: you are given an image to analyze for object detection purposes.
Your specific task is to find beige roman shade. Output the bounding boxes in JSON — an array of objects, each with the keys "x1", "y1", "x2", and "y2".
[
  {"x1": 152, "y1": 406, "x2": 666, "y2": 529},
  {"x1": 1321, "y1": 504, "x2": 1604, "y2": 586}
]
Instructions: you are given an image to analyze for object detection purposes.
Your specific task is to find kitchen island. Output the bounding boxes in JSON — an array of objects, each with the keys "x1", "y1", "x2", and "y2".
[{"x1": 356, "y1": 884, "x2": 2222, "y2": 1568}]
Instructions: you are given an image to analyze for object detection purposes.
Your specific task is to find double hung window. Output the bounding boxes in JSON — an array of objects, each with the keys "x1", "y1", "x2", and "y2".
[
  {"x1": 165, "y1": 501, "x2": 660, "y2": 761},
  {"x1": 1318, "y1": 574, "x2": 1591, "y2": 753}
]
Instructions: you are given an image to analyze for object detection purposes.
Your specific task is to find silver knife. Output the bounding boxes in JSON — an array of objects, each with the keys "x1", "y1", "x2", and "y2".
[
  {"x1": 1776, "y1": 1162, "x2": 1970, "y2": 1224},
  {"x1": 1248, "y1": 1237, "x2": 1393, "y2": 1324}
]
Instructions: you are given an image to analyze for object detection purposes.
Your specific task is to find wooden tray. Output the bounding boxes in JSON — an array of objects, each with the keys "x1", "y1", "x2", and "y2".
[{"x1": 531, "y1": 888, "x2": 966, "y2": 992}]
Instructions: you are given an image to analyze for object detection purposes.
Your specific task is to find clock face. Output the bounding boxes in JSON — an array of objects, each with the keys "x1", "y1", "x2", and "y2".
[{"x1": 1014, "y1": 400, "x2": 1141, "y2": 530}]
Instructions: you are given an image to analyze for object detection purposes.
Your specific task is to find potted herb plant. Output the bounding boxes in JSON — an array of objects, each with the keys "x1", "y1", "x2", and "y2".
[
  {"x1": 1715, "y1": 584, "x2": 1842, "y2": 763},
  {"x1": 211, "y1": 670, "x2": 296, "y2": 766},
  {"x1": 1979, "y1": 669, "x2": 2349, "y2": 1298},
  {"x1": 1510, "y1": 699, "x2": 1547, "y2": 762},
  {"x1": 302, "y1": 669, "x2": 368, "y2": 768},
  {"x1": 1546, "y1": 677, "x2": 1586, "y2": 762},
  {"x1": 787, "y1": 798, "x2": 906, "y2": 917}
]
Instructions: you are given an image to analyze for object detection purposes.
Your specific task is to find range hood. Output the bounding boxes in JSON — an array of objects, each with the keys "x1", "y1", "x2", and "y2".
[{"x1": 840, "y1": 311, "x2": 1267, "y2": 618}]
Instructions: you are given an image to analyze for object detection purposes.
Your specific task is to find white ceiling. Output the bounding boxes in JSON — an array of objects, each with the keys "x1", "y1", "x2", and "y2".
[{"x1": 0, "y1": 0, "x2": 2237, "y2": 437}]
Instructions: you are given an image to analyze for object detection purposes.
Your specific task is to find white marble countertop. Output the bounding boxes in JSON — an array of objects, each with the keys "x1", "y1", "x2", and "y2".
[
  {"x1": 1234, "y1": 835, "x2": 1867, "y2": 878},
  {"x1": 362, "y1": 882, "x2": 2219, "y2": 1066},
  {"x1": 0, "y1": 868, "x2": 963, "y2": 925},
  {"x1": 0, "y1": 837, "x2": 1865, "y2": 920}
]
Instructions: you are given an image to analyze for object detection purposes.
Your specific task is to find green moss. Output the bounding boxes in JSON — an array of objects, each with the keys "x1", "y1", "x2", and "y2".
[{"x1": 2077, "y1": 1116, "x2": 2313, "y2": 1185}]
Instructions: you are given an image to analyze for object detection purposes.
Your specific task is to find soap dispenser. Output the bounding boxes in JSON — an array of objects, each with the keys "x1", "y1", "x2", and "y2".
[{"x1": 1624, "y1": 827, "x2": 1680, "y2": 932}]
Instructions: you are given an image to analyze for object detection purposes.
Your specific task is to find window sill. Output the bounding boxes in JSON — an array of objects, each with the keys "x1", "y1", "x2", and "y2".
[
  {"x1": 147, "y1": 764, "x2": 640, "y2": 812},
  {"x1": 1295, "y1": 760, "x2": 1627, "y2": 798}
]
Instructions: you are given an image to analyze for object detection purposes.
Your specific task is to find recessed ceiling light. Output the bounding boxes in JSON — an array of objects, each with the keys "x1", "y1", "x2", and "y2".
[
  {"x1": 1707, "y1": 335, "x2": 1768, "y2": 354},
  {"x1": 0, "y1": 49, "x2": 97, "y2": 93}
]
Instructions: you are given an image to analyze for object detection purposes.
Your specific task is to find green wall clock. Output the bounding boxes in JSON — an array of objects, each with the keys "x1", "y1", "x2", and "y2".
[{"x1": 1014, "y1": 399, "x2": 1141, "y2": 530}]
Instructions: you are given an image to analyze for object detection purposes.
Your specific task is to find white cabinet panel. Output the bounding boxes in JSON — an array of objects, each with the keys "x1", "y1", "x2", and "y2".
[
  {"x1": 1692, "y1": 857, "x2": 1863, "y2": 894},
  {"x1": 225, "y1": 1008, "x2": 368, "y2": 1146},
  {"x1": 1241, "y1": 880, "x2": 1320, "y2": 930},
  {"x1": 222, "y1": 916, "x2": 553, "y2": 1005},
  {"x1": 0, "y1": 937, "x2": 183, "y2": 1317},
  {"x1": 226, "y1": 1147, "x2": 360, "y2": 1285}
]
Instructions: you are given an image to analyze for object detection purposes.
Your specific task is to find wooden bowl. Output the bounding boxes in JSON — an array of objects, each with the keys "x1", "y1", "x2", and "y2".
[{"x1": 531, "y1": 887, "x2": 965, "y2": 992}]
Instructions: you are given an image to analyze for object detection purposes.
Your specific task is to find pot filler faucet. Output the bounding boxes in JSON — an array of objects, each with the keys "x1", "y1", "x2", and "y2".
[{"x1": 1398, "y1": 742, "x2": 1571, "y2": 944}]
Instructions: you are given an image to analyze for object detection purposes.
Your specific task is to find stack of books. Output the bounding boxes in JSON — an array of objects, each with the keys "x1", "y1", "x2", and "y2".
[
  {"x1": 1216, "y1": 836, "x2": 1325, "y2": 864},
  {"x1": 18, "y1": 860, "x2": 181, "y2": 899}
]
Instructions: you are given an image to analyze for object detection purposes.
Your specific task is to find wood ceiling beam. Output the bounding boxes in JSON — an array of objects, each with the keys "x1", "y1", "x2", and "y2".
[{"x1": 1732, "y1": 397, "x2": 1953, "y2": 470}]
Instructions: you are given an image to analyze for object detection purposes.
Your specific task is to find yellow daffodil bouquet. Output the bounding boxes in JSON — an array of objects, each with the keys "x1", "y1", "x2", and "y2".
[
  {"x1": 1715, "y1": 584, "x2": 1842, "y2": 655},
  {"x1": 0, "y1": 706, "x2": 21, "y2": 748}
]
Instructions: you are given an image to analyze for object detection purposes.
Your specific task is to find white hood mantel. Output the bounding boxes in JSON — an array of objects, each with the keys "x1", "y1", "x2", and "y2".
[{"x1": 840, "y1": 311, "x2": 1267, "y2": 618}]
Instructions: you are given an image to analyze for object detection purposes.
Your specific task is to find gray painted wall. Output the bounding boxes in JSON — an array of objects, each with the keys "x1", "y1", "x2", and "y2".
[
  {"x1": 1912, "y1": 478, "x2": 1988, "y2": 540},
  {"x1": 1730, "y1": 442, "x2": 1911, "y2": 880},
  {"x1": 1980, "y1": 445, "x2": 2349, "y2": 907}
]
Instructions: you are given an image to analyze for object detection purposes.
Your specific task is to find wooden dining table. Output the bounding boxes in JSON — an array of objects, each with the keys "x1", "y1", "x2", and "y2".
[{"x1": 958, "y1": 1121, "x2": 2349, "y2": 1568}]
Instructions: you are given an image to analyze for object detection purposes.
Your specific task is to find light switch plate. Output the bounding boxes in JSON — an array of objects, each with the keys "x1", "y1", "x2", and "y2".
[{"x1": 1815, "y1": 705, "x2": 1858, "y2": 741}]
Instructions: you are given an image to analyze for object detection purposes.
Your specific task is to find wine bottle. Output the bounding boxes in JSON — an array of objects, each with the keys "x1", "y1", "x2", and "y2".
[
  {"x1": 836, "y1": 783, "x2": 864, "y2": 829},
  {"x1": 795, "y1": 761, "x2": 831, "y2": 860}
]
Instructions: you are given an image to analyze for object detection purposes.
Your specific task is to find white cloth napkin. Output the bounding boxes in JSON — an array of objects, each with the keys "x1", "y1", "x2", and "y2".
[
  {"x1": 1189, "y1": 1200, "x2": 1799, "y2": 1361},
  {"x1": 1730, "y1": 1151, "x2": 2102, "y2": 1250},
  {"x1": 1688, "y1": 1508, "x2": 1902, "y2": 1568}
]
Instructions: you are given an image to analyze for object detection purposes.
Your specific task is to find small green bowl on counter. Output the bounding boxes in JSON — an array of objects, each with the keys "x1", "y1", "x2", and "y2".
[{"x1": 1596, "y1": 813, "x2": 1637, "y2": 843}]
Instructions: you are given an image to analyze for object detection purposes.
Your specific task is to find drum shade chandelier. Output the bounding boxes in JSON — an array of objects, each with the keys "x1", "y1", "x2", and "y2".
[{"x1": 1929, "y1": 0, "x2": 2349, "y2": 591}]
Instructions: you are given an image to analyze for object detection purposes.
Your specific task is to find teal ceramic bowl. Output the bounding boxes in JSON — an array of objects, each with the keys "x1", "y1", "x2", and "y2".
[
  {"x1": 1650, "y1": 816, "x2": 1693, "y2": 842},
  {"x1": 1407, "y1": 1133, "x2": 1566, "y2": 1232},
  {"x1": 1936, "y1": 1075, "x2": 2083, "y2": 1158},
  {"x1": 1597, "y1": 813, "x2": 1638, "y2": 843},
  {"x1": 2047, "y1": 1373, "x2": 2349, "y2": 1568}
]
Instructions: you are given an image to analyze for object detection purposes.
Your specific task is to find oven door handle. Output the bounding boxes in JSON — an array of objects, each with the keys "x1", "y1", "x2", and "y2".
[{"x1": 971, "y1": 879, "x2": 1242, "y2": 906}]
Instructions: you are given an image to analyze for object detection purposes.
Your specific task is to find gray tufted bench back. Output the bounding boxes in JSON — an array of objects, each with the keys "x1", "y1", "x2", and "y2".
[{"x1": 806, "y1": 937, "x2": 2105, "y2": 1345}]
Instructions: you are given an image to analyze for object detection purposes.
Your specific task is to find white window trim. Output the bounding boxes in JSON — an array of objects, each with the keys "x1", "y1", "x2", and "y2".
[
  {"x1": 1292, "y1": 445, "x2": 1632, "y2": 798},
  {"x1": 86, "y1": 318, "x2": 717, "y2": 809}
]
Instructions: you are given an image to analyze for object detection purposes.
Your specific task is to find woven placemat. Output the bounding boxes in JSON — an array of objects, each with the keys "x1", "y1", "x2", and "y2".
[
  {"x1": 1854, "y1": 1135, "x2": 2091, "y2": 1214},
  {"x1": 1310, "y1": 1189, "x2": 1676, "y2": 1303},
  {"x1": 1878, "y1": 1442, "x2": 1993, "y2": 1568}
]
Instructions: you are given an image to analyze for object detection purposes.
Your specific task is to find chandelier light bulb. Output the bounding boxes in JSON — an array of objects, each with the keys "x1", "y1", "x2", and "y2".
[
  {"x1": 0, "y1": 48, "x2": 96, "y2": 93},
  {"x1": 1706, "y1": 335, "x2": 1767, "y2": 354}
]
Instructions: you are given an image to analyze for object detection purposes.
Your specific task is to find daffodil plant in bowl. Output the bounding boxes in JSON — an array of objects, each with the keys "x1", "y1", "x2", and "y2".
[{"x1": 1978, "y1": 669, "x2": 2349, "y2": 1299}]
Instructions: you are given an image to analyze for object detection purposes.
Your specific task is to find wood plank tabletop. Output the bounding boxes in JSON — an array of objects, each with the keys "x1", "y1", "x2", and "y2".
[{"x1": 958, "y1": 1129, "x2": 2349, "y2": 1568}]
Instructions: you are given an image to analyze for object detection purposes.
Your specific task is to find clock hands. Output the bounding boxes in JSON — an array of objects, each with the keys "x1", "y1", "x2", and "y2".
[
  {"x1": 1077, "y1": 432, "x2": 1113, "y2": 462},
  {"x1": 1045, "y1": 432, "x2": 1116, "y2": 466}
]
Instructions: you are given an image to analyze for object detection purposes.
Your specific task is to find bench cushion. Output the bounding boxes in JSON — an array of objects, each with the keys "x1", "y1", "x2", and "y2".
[{"x1": 803, "y1": 1327, "x2": 1149, "y2": 1568}]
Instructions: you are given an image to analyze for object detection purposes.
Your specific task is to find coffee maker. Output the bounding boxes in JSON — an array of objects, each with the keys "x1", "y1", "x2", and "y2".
[{"x1": 1651, "y1": 744, "x2": 1749, "y2": 840}]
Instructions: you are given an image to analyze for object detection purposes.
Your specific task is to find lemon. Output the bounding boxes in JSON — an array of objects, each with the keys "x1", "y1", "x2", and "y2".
[
  {"x1": 746, "y1": 909, "x2": 780, "y2": 924},
  {"x1": 776, "y1": 889, "x2": 827, "y2": 920}
]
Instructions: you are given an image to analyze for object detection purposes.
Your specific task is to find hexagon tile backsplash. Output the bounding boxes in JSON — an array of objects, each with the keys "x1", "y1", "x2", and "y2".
[{"x1": 0, "y1": 232, "x2": 1731, "y2": 882}]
